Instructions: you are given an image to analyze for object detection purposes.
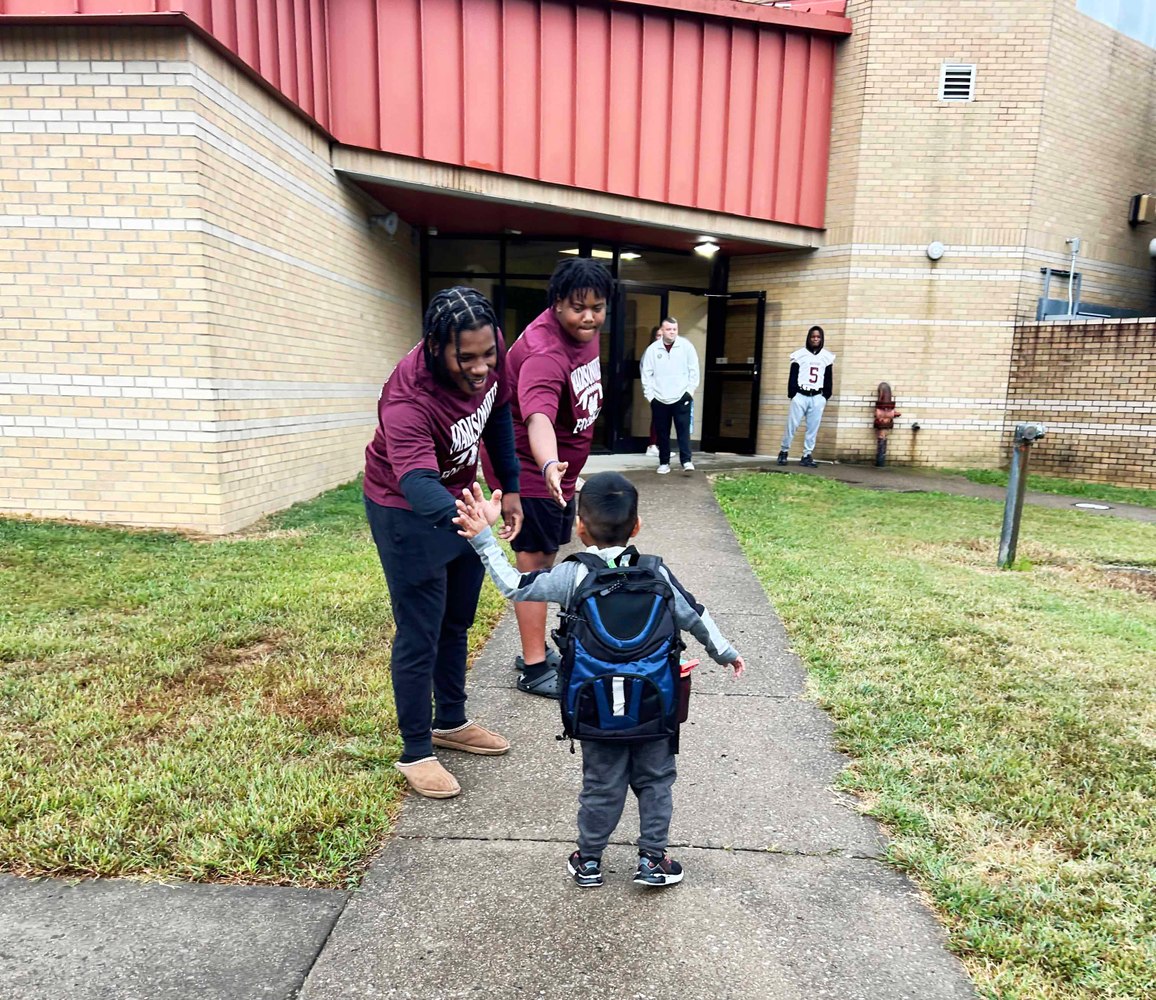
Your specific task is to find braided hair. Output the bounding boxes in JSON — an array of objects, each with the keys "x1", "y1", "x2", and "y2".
[
  {"x1": 422, "y1": 286, "x2": 502, "y2": 384},
  {"x1": 547, "y1": 256, "x2": 614, "y2": 307}
]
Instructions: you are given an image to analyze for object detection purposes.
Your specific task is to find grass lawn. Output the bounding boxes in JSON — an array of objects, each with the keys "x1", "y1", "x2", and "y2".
[
  {"x1": 942, "y1": 468, "x2": 1156, "y2": 511},
  {"x1": 0, "y1": 480, "x2": 506, "y2": 887},
  {"x1": 715, "y1": 472, "x2": 1156, "y2": 1000}
]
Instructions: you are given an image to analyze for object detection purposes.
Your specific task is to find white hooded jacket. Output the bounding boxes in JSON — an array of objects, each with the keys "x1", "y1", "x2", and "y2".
[{"x1": 641, "y1": 337, "x2": 700, "y2": 404}]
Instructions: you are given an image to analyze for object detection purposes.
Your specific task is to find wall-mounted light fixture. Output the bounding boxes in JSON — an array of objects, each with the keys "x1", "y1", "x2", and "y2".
[
  {"x1": 369, "y1": 212, "x2": 399, "y2": 236},
  {"x1": 925, "y1": 241, "x2": 945, "y2": 261},
  {"x1": 694, "y1": 240, "x2": 720, "y2": 257}
]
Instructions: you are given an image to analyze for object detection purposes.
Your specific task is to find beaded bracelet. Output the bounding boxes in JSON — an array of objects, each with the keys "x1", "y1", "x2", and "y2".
[{"x1": 541, "y1": 459, "x2": 559, "y2": 477}]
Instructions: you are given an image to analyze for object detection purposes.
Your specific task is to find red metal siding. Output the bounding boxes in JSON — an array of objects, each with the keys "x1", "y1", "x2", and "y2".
[
  {"x1": 2, "y1": 0, "x2": 848, "y2": 228},
  {"x1": 0, "y1": 0, "x2": 331, "y2": 127},
  {"x1": 323, "y1": 0, "x2": 847, "y2": 227}
]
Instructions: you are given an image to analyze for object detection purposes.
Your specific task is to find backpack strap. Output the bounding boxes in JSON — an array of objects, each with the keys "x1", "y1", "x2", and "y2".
[
  {"x1": 563, "y1": 551, "x2": 609, "y2": 570},
  {"x1": 564, "y1": 549, "x2": 664, "y2": 574},
  {"x1": 634, "y1": 554, "x2": 664, "y2": 574}
]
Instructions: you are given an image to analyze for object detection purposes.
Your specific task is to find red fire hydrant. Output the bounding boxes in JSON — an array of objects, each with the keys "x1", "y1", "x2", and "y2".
[{"x1": 873, "y1": 382, "x2": 901, "y2": 467}]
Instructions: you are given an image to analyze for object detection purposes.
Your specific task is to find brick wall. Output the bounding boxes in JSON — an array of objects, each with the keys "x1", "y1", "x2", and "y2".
[
  {"x1": 0, "y1": 27, "x2": 421, "y2": 534},
  {"x1": 1008, "y1": 319, "x2": 1156, "y2": 489},
  {"x1": 1030, "y1": 3, "x2": 1156, "y2": 313},
  {"x1": 731, "y1": 0, "x2": 1156, "y2": 470}
]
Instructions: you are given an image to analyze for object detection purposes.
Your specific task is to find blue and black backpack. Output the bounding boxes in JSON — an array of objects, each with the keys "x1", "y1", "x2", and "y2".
[{"x1": 552, "y1": 548, "x2": 687, "y2": 750}]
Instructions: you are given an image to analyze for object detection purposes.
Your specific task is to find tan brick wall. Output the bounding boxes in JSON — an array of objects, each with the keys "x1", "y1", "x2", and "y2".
[
  {"x1": 1028, "y1": 1, "x2": 1156, "y2": 314},
  {"x1": 182, "y1": 33, "x2": 419, "y2": 532},
  {"x1": 731, "y1": 0, "x2": 1156, "y2": 469},
  {"x1": 1009, "y1": 320, "x2": 1156, "y2": 488},
  {"x1": 1, "y1": 27, "x2": 421, "y2": 533}
]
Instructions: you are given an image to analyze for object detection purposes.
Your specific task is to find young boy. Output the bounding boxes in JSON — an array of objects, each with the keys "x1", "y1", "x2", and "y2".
[{"x1": 453, "y1": 472, "x2": 745, "y2": 888}]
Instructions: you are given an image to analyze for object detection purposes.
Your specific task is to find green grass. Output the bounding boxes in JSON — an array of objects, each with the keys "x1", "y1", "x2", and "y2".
[
  {"x1": 942, "y1": 468, "x2": 1156, "y2": 510},
  {"x1": 0, "y1": 480, "x2": 506, "y2": 887},
  {"x1": 715, "y1": 472, "x2": 1156, "y2": 1000}
]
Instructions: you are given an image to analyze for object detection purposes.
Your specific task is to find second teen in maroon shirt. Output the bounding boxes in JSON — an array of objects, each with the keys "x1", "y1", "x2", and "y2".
[{"x1": 497, "y1": 256, "x2": 614, "y2": 698}]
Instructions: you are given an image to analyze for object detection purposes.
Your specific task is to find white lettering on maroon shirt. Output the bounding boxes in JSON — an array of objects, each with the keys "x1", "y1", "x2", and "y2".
[
  {"x1": 444, "y1": 382, "x2": 499, "y2": 480},
  {"x1": 570, "y1": 358, "x2": 602, "y2": 432}
]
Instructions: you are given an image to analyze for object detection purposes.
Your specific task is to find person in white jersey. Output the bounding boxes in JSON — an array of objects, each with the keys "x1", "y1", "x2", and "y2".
[
  {"x1": 641, "y1": 317, "x2": 700, "y2": 474},
  {"x1": 777, "y1": 325, "x2": 835, "y2": 468}
]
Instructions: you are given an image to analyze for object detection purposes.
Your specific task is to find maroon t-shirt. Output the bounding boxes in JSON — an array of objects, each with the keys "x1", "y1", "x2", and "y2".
[
  {"x1": 363, "y1": 343, "x2": 510, "y2": 509},
  {"x1": 504, "y1": 308, "x2": 602, "y2": 501}
]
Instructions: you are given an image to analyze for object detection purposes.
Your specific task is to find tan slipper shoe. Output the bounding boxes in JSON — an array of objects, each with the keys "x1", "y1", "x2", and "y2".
[
  {"x1": 431, "y1": 721, "x2": 510, "y2": 755},
  {"x1": 395, "y1": 756, "x2": 461, "y2": 798}
]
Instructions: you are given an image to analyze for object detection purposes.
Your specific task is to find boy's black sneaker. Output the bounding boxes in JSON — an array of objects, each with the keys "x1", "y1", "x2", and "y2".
[
  {"x1": 567, "y1": 851, "x2": 603, "y2": 887},
  {"x1": 776, "y1": 450, "x2": 788, "y2": 465},
  {"x1": 800, "y1": 454, "x2": 817, "y2": 468},
  {"x1": 633, "y1": 852, "x2": 683, "y2": 887}
]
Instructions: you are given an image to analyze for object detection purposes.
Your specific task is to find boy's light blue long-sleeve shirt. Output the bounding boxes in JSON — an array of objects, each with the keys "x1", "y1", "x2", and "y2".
[{"x1": 467, "y1": 528, "x2": 739, "y2": 665}]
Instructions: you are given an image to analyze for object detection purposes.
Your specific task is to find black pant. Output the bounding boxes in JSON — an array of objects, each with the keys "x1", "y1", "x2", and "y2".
[
  {"x1": 364, "y1": 498, "x2": 484, "y2": 759},
  {"x1": 650, "y1": 395, "x2": 693, "y2": 466}
]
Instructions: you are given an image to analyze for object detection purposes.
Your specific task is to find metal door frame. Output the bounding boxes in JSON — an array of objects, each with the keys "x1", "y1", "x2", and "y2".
[{"x1": 701, "y1": 291, "x2": 766, "y2": 454}]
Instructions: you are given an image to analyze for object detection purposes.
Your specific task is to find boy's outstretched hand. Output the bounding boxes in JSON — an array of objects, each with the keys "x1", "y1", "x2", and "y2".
[
  {"x1": 730, "y1": 655, "x2": 746, "y2": 679},
  {"x1": 453, "y1": 482, "x2": 502, "y2": 539}
]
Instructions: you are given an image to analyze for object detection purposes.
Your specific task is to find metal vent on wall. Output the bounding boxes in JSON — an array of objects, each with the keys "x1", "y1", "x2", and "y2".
[{"x1": 939, "y1": 63, "x2": 976, "y2": 101}]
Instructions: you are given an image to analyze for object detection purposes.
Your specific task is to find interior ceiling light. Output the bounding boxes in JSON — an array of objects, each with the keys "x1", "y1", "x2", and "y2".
[
  {"x1": 560, "y1": 248, "x2": 639, "y2": 261},
  {"x1": 694, "y1": 241, "x2": 721, "y2": 257}
]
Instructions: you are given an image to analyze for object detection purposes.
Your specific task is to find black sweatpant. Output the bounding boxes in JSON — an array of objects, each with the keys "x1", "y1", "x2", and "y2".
[
  {"x1": 650, "y1": 395, "x2": 693, "y2": 466},
  {"x1": 365, "y1": 497, "x2": 484, "y2": 759}
]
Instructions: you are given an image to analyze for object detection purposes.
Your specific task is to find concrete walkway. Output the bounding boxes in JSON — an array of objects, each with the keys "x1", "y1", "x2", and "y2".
[
  {"x1": 6, "y1": 455, "x2": 1145, "y2": 999},
  {"x1": 298, "y1": 467, "x2": 978, "y2": 1000}
]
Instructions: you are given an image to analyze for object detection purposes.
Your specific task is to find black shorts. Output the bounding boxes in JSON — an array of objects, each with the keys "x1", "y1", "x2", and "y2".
[{"x1": 512, "y1": 495, "x2": 576, "y2": 554}]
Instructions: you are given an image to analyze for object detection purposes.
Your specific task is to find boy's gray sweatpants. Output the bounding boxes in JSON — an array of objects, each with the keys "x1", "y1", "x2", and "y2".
[{"x1": 577, "y1": 739, "x2": 677, "y2": 859}]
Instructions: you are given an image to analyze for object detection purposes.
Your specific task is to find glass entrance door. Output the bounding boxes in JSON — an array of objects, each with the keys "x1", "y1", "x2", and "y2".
[
  {"x1": 601, "y1": 285, "x2": 665, "y2": 452},
  {"x1": 701, "y1": 292, "x2": 766, "y2": 454}
]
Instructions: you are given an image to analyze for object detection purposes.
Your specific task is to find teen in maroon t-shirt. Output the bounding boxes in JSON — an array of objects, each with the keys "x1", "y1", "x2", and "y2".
[
  {"x1": 363, "y1": 287, "x2": 522, "y2": 800},
  {"x1": 501, "y1": 257, "x2": 614, "y2": 698}
]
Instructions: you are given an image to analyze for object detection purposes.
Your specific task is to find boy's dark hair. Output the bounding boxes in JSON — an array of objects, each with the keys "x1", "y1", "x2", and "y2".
[
  {"x1": 577, "y1": 472, "x2": 638, "y2": 546},
  {"x1": 547, "y1": 257, "x2": 614, "y2": 307},
  {"x1": 422, "y1": 286, "x2": 502, "y2": 382}
]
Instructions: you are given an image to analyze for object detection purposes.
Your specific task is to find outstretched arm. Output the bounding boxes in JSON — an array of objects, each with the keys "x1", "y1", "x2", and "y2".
[
  {"x1": 454, "y1": 483, "x2": 579, "y2": 603},
  {"x1": 481, "y1": 402, "x2": 523, "y2": 541},
  {"x1": 662, "y1": 567, "x2": 743, "y2": 672},
  {"x1": 526, "y1": 412, "x2": 568, "y2": 506}
]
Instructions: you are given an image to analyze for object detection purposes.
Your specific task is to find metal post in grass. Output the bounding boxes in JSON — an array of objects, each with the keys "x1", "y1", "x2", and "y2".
[{"x1": 998, "y1": 422, "x2": 1047, "y2": 568}]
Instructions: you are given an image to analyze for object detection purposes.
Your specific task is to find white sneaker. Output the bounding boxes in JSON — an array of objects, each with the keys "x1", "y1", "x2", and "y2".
[
  {"x1": 682, "y1": 461, "x2": 695, "y2": 472},
  {"x1": 645, "y1": 444, "x2": 659, "y2": 458},
  {"x1": 656, "y1": 464, "x2": 671, "y2": 475}
]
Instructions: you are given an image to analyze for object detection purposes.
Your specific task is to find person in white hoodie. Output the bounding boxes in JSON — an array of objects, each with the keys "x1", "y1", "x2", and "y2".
[{"x1": 641, "y1": 317, "x2": 700, "y2": 474}]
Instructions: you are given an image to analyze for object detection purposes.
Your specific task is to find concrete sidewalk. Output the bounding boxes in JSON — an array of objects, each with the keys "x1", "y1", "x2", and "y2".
[
  {"x1": 298, "y1": 469, "x2": 978, "y2": 1000},
  {"x1": 16, "y1": 454, "x2": 1136, "y2": 998},
  {"x1": 3, "y1": 454, "x2": 1144, "y2": 998}
]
